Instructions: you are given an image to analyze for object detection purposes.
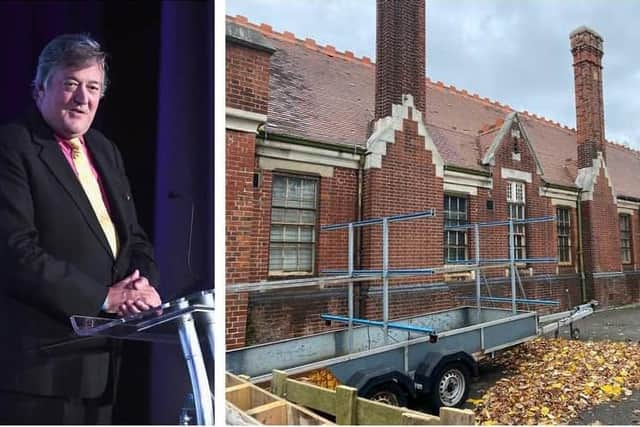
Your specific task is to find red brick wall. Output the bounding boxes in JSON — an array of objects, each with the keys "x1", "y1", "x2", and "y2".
[
  {"x1": 227, "y1": 292, "x2": 249, "y2": 348},
  {"x1": 481, "y1": 121, "x2": 556, "y2": 276},
  {"x1": 362, "y1": 115, "x2": 444, "y2": 286},
  {"x1": 237, "y1": 167, "x2": 358, "y2": 345},
  {"x1": 226, "y1": 130, "x2": 260, "y2": 284},
  {"x1": 628, "y1": 273, "x2": 640, "y2": 302},
  {"x1": 317, "y1": 168, "x2": 360, "y2": 272},
  {"x1": 226, "y1": 37, "x2": 273, "y2": 348},
  {"x1": 592, "y1": 276, "x2": 635, "y2": 307},
  {"x1": 580, "y1": 168, "x2": 621, "y2": 276},
  {"x1": 226, "y1": 43, "x2": 271, "y2": 115},
  {"x1": 225, "y1": 130, "x2": 258, "y2": 349},
  {"x1": 362, "y1": 116, "x2": 444, "y2": 273},
  {"x1": 246, "y1": 287, "x2": 347, "y2": 345},
  {"x1": 358, "y1": 112, "x2": 452, "y2": 317},
  {"x1": 361, "y1": 285, "x2": 459, "y2": 321}
]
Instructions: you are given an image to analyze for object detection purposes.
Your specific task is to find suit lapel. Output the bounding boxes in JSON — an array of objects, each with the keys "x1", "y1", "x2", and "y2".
[{"x1": 29, "y1": 112, "x2": 115, "y2": 258}]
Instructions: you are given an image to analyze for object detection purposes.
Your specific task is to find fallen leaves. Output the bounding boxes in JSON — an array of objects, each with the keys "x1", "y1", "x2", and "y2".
[
  {"x1": 294, "y1": 368, "x2": 340, "y2": 390},
  {"x1": 471, "y1": 337, "x2": 640, "y2": 425}
]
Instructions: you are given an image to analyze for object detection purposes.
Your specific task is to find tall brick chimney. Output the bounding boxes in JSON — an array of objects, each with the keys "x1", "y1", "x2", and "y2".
[
  {"x1": 570, "y1": 26, "x2": 606, "y2": 168},
  {"x1": 571, "y1": 26, "x2": 622, "y2": 305},
  {"x1": 374, "y1": 0, "x2": 426, "y2": 120}
]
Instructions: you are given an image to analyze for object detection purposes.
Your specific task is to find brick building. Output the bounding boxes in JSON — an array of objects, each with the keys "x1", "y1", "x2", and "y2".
[{"x1": 225, "y1": 1, "x2": 640, "y2": 349}]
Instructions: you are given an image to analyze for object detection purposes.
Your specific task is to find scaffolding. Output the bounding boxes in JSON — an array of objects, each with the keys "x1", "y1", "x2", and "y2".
[
  {"x1": 315, "y1": 210, "x2": 558, "y2": 347},
  {"x1": 227, "y1": 209, "x2": 560, "y2": 351}
]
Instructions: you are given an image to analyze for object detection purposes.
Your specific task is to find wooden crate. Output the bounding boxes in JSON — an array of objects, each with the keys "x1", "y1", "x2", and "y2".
[{"x1": 226, "y1": 372, "x2": 334, "y2": 425}]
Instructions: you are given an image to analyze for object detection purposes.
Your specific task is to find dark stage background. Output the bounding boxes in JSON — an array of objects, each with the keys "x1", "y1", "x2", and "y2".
[{"x1": 0, "y1": 1, "x2": 213, "y2": 424}]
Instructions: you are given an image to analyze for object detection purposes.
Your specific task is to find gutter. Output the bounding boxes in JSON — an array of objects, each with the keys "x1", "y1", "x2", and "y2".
[
  {"x1": 355, "y1": 153, "x2": 365, "y2": 318},
  {"x1": 576, "y1": 189, "x2": 587, "y2": 302}
]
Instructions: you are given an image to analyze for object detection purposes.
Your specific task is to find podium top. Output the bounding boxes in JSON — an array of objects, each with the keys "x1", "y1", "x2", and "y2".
[{"x1": 71, "y1": 289, "x2": 214, "y2": 344}]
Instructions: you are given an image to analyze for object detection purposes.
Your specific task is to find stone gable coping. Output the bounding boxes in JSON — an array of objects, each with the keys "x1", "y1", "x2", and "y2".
[
  {"x1": 481, "y1": 112, "x2": 544, "y2": 176},
  {"x1": 575, "y1": 151, "x2": 618, "y2": 204},
  {"x1": 365, "y1": 94, "x2": 444, "y2": 177}
]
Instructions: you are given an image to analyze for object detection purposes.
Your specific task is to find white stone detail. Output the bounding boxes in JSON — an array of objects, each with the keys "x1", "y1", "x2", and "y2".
[
  {"x1": 226, "y1": 107, "x2": 267, "y2": 133},
  {"x1": 618, "y1": 206, "x2": 636, "y2": 215},
  {"x1": 364, "y1": 94, "x2": 444, "y2": 177},
  {"x1": 501, "y1": 167, "x2": 532, "y2": 183},
  {"x1": 256, "y1": 139, "x2": 361, "y2": 170},
  {"x1": 617, "y1": 198, "x2": 638, "y2": 215},
  {"x1": 539, "y1": 186, "x2": 579, "y2": 207},
  {"x1": 482, "y1": 112, "x2": 544, "y2": 175},
  {"x1": 617, "y1": 198, "x2": 639, "y2": 212},
  {"x1": 443, "y1": 170, "x2": 493, "y2": 195},
  {"x1": 575, "y1": 151, "x2": 617, "y2": 204},
  {"x1": 258, "y1": 157, "x2": 334, "y2": 178},
  {"x1": 444, "y1": 182, "x2": 477, "y2": 196}
]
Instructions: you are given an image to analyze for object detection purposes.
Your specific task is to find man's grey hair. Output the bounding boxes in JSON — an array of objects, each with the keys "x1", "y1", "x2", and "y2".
[{"x1": 32, "y1": 33, "x2": 108, "y2": 99}]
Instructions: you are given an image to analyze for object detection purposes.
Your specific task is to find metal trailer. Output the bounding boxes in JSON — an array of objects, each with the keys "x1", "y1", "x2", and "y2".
[
  {"x1": 227, "y1": 301, "x2": 596, "y2": 411},
  {"x1": 227, "y1": 210, "x2": 597, "y2": 411}
]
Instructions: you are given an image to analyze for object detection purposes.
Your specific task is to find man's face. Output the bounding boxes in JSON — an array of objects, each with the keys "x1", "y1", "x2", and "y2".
[{"x1": 36, "y1": 62, "x2": 103, "y2": 139}]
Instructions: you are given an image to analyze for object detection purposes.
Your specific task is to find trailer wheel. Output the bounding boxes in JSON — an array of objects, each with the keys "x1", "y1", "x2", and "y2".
[
  {"x1": 570, "y1": 327, "x2": 580, "y2": 340},
  {"x1": 364, "y1": 383, "x2": 408, "y2": 407},
  {"x1": 430, "y1": 362, "x2": 470, "y2": 409}
]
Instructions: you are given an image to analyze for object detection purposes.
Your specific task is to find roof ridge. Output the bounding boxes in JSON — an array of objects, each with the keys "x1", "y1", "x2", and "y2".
[
  {"x1": 226, "y1": 15, "x2": 375, "y2": 67},
  {"x1": 425, "y1": 77, "x2": 513, "y2": 113},
  {"x1": 519, "y1": 110, "x2": 575, "y2": 133},
  {"x1": 607, "y1": 138, "x2": 640, "y2": 155},
  {"x1": 426, "y1": 120, "x2": 489, "y2": 138},
  {"x1": 423, "y1": 78, "x2": 577, "y2": 135}
]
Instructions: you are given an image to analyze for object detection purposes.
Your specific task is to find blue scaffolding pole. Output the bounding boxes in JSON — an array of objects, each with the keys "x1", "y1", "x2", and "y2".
[
  {"x1": 457, "y1": 296, "x2": 560, "y2": 306},
  {"x1": 446, "y1": 257, "x2": 558, "y2": 265},
  {"x1": 321, "y1": 314, "x2": 436, "y2": 335},
  {"x1": 444, "y1": 215, "x2": 557, "y2": 231},
  {"x1": 322, "y1": 268, "x2": 436, "y2": 277},
  {"x1": 321, "y1": 209, "x2": 436, "y2": 231}
]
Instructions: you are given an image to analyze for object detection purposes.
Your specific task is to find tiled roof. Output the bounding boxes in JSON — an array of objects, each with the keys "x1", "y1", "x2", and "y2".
[{"x1": 227, "y1": 15, "x2": 640, "y2": 199}]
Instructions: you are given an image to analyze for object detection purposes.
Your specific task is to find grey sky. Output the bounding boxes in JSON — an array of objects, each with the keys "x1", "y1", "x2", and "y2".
[{"x1": 225, "y1": 0, "x2": 640, "y2": 150}]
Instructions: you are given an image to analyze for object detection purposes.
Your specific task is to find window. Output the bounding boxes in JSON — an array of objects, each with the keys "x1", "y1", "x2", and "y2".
[
  {"x1": 620, "y1": 214, "x2": 632, "y2": 264},
  {"x1": 444, "y1": 195, "x2": 468, "y2": 262},
  {"x1": 506, "y1": 181, "x2": 526, "y2": 260},
  {"x1": 269, "y1": 175, "x2": 318, "y2": 274},
  {"x1": 556, "y1": 207, "x2": 571, "y2": 264}
]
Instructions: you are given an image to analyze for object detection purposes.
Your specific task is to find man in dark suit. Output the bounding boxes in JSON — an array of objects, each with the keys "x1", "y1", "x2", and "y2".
[{"x1": 0, "y1": 34, "x2": 161, "y2": 424}]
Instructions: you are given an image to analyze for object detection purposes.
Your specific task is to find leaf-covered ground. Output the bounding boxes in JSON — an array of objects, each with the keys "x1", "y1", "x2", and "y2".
[{"x1": 469, "y1": 338, "x2": 640, "y2": 425}]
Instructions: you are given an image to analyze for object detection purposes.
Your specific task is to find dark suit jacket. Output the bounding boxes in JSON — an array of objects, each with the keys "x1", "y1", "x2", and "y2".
[{"x1": 0, "y1": 108, "x2": 159, "y2": 398}]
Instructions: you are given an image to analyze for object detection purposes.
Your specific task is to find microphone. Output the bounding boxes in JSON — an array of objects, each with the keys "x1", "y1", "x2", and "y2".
[{"x1": 168, "y1": 191, "x2": 197, "y2": 283}]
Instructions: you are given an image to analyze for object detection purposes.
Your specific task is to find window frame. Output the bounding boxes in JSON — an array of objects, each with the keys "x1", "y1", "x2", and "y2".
[
  {"x1": 506, "y1": 181, "x2": 526, "y2": 260},
  {"x1": 556, "y1": 207, "x2": 572, "y2": 265},
  {"x1": 619, "y1": 213, "x2": 633, "y2": 265},
  {"x1": 268, "y1": 173, "x2": 319, "y2": 276},
  {"x1": 443, "y1": 194, "x2": 469, "y2": 263}
]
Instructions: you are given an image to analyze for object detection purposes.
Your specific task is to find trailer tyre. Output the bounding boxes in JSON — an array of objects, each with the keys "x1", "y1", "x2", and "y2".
[
  {"x1": 429, "y1": 362, "x2": 470, "y2": 409},
  {"x1": 571, "y1": 327, "x2": 580, "y2": 340},
  {"x1": 364, "y1": 382, "x2": 408, "y2": 407}
]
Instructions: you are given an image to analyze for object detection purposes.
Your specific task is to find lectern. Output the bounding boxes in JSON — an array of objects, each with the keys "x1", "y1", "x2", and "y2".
[{"x1": 71, "y1": 290, "x2": 215, "y2": 425}]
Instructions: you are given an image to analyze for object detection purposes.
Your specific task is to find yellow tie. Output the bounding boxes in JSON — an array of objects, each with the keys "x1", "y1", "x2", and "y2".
[{"x1": 68, "y1": 138, "x2": 119, "y2": 258}]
